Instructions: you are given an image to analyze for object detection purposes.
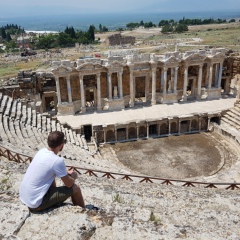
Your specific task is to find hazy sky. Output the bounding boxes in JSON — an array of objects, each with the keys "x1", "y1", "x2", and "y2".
[{"x1": 1, "y1": 0, "x2": 240, "y2": 17}]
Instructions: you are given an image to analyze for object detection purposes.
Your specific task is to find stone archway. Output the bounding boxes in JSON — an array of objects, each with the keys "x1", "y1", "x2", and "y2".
[
  {"x1": 129, "y1": 127, "x2": 137, "y2": 139},
  {"x1": 160, "y1": 123, "x2": 168, "y2": 135},
  {"x1": 139, "y1": 126, "x2": 147, "y2": 138},
  {"x1": 42, "y1": 91, "x2": 57, "y2": 113},
  {"x1": 170, "y1": 122, "x2": 178, "y2": 134},
  {"x1": 106, "y1": 130, "x2": 115, "y2": 142}
]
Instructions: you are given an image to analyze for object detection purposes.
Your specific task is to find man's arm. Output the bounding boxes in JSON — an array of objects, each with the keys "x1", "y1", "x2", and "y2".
[
  {"x1": 61, "y1": 171, "x2": 78, "y2": 188},
  {"x1": 61, "y1": 175, "x2": 75, "y2": 188},
  {"x1": 51, "y1": 179, "x2": 57, "y2": 187}
]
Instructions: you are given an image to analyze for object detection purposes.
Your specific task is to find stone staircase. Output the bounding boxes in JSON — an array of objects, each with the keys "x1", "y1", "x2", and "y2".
[{"x1": 219, "y1": 100, "x2": 240, "y2": 145}]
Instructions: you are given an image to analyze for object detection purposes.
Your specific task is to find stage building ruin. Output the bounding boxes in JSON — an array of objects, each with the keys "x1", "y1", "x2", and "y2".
[{"x1": 48, "y1": 48, "x2": 235, "y2": 115}]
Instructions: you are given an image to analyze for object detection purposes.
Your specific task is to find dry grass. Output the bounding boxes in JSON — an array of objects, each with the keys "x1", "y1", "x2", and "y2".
[{"x1": 0, "y1": 59, "x2": 43, "y2": 79}]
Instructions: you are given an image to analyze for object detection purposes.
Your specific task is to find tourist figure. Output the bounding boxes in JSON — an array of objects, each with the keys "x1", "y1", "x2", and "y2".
[{"x1": 19, "y1": 131, "x2": 85, "y2": 212}]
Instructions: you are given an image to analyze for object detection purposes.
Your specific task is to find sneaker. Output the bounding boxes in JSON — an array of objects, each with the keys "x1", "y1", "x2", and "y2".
[{"x1": 85, "y1": 204, "x2": 99, "y2": 211}]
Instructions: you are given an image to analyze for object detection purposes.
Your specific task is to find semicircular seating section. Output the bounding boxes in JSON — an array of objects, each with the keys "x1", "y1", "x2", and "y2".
[
  {"x1": 0, "y1": 93, "x2": 126, "y2": 172},
  {"x1": 220, "y1": 100, "x2": 240, "y2": 145}
]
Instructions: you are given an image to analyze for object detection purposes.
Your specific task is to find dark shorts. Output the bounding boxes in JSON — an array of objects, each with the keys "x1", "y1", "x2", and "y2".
[{"x1": 29, "y1": 186, "x2": 73, "y2": 212}]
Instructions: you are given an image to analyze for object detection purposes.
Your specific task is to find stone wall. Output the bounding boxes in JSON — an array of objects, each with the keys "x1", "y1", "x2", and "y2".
[{"x1": 107, "y1": 34, "x2": 135, "y2": 46}]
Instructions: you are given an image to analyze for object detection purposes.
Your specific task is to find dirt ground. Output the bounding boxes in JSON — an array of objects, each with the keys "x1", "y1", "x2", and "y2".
[{"x1": 100, "y1": 132, "x2": 235, "y2": 179}]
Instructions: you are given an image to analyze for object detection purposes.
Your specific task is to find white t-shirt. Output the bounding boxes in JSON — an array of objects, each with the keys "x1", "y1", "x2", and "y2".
[{"x1": 19, "y1": 148, "x2": 67, "y2": 208}]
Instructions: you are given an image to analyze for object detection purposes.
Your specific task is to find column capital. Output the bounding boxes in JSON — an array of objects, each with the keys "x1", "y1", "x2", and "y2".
[
  {"x1": 128, "y1": 64, "x2": 134, "y2": 72},
  {"x1": 96, "y1": 72, "x2": 101, "y2": 78},
  {"x1": 151, "y1": 63, "x2": 157, "y2": 70},
  {"x1": 79, "y1": 72, "x2": 84, "y2": 78},
  {"x1": 118, "y1": 70, "x2": 123, "y2": 76},
  {"x1": 163, "y1": 66, "x2": 168, "y2": 71}
]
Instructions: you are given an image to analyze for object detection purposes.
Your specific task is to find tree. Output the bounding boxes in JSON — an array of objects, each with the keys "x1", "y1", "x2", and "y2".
[
  {"x1": 5, "y1": 40, "x2": 17, "y2": 50},
  {"x1": 158, "y1": 20, "x2": 169, "y2": 27},
  {"x1": 102, "y1": 26, "x2": 108, "y2": 32},
  {"x1": 126, "y1": 22, "x2": 139, "y2": 29},
  {"x1": 99, "y1": 24, "x2": 102, "y2": 32},
  {"x1": 6, "y1": 32, "x2": 12, "y2": 42},
  {"x1": 144, "y1": 22, "x2": 155, "y2": 28},
  {"x1": 87, "y1": 25, "x2": 95, "y2": 42},
  {"x1": 175, "y1": 23, "x2": 188, "y2": 33},
  {"x1": 140, "y1": 20, "x2": 144, "y2": 26},
  {"x1": 1, "y1": 28, "x2": 7, "y2": 39},
  {"x1": 161, "y1": 24, "x2": 174, "y2": 33}
]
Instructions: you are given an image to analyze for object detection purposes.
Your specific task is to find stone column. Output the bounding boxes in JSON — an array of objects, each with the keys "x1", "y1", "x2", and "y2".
[
  {"x1": 129, "y1": 66, "x2": 135, "y2": 107},
  {"x1": 170, "y1": 68, "x2": 174, "y2": 93},
  {"x1": 178, "y1": 120, "x2": 181, "y2": 134},
  {"x1": 183, "y1": 65, "x2": 188, "y2": 100},
  {"x1": 136, "y1": 124, "x2": 139, "y2": 139},
  {"x1": 126, "y1": 127, "x2": 129, "y2": 140},
  {"x1": 118, "y1": 70, "x2": 123, "y2": 98},
  {"x1": 215, "y1": 64, "x2": 219, "y2": 88},
  {"x1": 161, "y1": 68, "x2": 164, "y2": 93},
  {"x1": 157, "y1": 123, "x2": 160, "y2": 136},
  {"x1": 66, "y1": 75, "x2": 72, "y2": 103},
  {"x1": 198, "y1": 116, "x2": 201, "y2": 131},
  {"x1": 55, "y1": 75, "x2": 61, "y2": 104},
  {"x1": 168, "y1": 119, "x2": 171, "y2": 135},
  {"x1": 189, "y1": 120, "x2": 192, "y2": 132},
  {"x1": 146, "y1": 123, "x2": 149, "y2": 139},
  {"x1": 108, "y1": 71, "x2": 112, "y2": 100},
  {"x1": 151, "y1": 66, "x2": 157, "y2": 105},
  {"x1": 173, "y1": 67, "x2": 179, "y2": 93},
  {"x1": 103, "y1": 130, "x2": 107, "y2": 143},
  {"x1": 163, "y1": 67, "x2": 168, "y2": 95},
  {"x1": 115, "y1": 127, "x2": 117, "y2": 142},
  {"x1": 208, "y1": 64, "x2": 213, "y2": 89},
  {"x1": 79, "y1": 73, "x2": 86, "y2": 113},
  {"x1": 207, "y1": 117, "x2": 211, "y2": 130},
  {"x1": 145, "y1": 74, "x2": 150, "y2": 101},
  {"x1": 197, "y1": 65, "x2": 203, "y2": 99},
  {"x1": 97, "y1": 73, "x2": 102, "y2": 111},
  {"x1": 217, "y1": 62, "x2": 223, "y2": 88}
]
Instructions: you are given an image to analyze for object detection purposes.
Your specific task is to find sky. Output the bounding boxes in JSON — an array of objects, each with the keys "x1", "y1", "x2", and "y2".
[{"x1": 1, "y1": 0, "x2": 240, "y2": 17}]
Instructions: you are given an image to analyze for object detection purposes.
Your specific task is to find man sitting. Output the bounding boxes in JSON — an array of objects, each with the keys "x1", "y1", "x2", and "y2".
[{"x1": 19, "y1": 131, "x2": 85, "y2": 212}]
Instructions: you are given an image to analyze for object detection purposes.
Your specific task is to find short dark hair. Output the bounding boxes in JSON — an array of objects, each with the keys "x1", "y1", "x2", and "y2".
[{"x1": 47, "y1": 131, "x2": 65, "y2": 148}]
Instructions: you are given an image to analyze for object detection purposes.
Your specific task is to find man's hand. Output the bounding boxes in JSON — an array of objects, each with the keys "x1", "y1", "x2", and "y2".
[
  {"x1": 70, "y1": 171, "x2": 78, "y2": 180},
  {"x1": 67, "y1": 168, "x2": 75, "y2": 175},
  {"x1": 62, "y1": 169, "x2": 78, "y2": 188},
  {"x1": 67, "y1": 168, "x2": 78, "y2": 180}
]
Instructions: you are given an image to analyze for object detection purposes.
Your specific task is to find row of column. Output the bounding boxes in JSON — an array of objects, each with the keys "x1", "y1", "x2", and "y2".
[
  {"x1": 55, "y1": 61, "x2": 223, "y2": 108},
  {"x1": 102, "y1": 117, "x2": 206, "y2": 143}
]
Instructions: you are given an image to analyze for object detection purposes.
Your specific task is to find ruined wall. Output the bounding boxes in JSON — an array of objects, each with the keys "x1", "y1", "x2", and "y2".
[{"x1": 107, "y1": 34, "x2": 135, "y2": 46}]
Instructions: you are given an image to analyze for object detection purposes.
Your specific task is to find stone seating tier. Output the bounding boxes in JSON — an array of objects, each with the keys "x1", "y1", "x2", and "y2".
[{"x1": 0, "y1": 94, "x2": 124, "y2": 172}]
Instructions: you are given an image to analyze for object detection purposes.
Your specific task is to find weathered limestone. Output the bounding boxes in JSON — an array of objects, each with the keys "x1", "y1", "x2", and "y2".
[{"x1": 1, "y1": 158, "x2": 240, "y2": 240}]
